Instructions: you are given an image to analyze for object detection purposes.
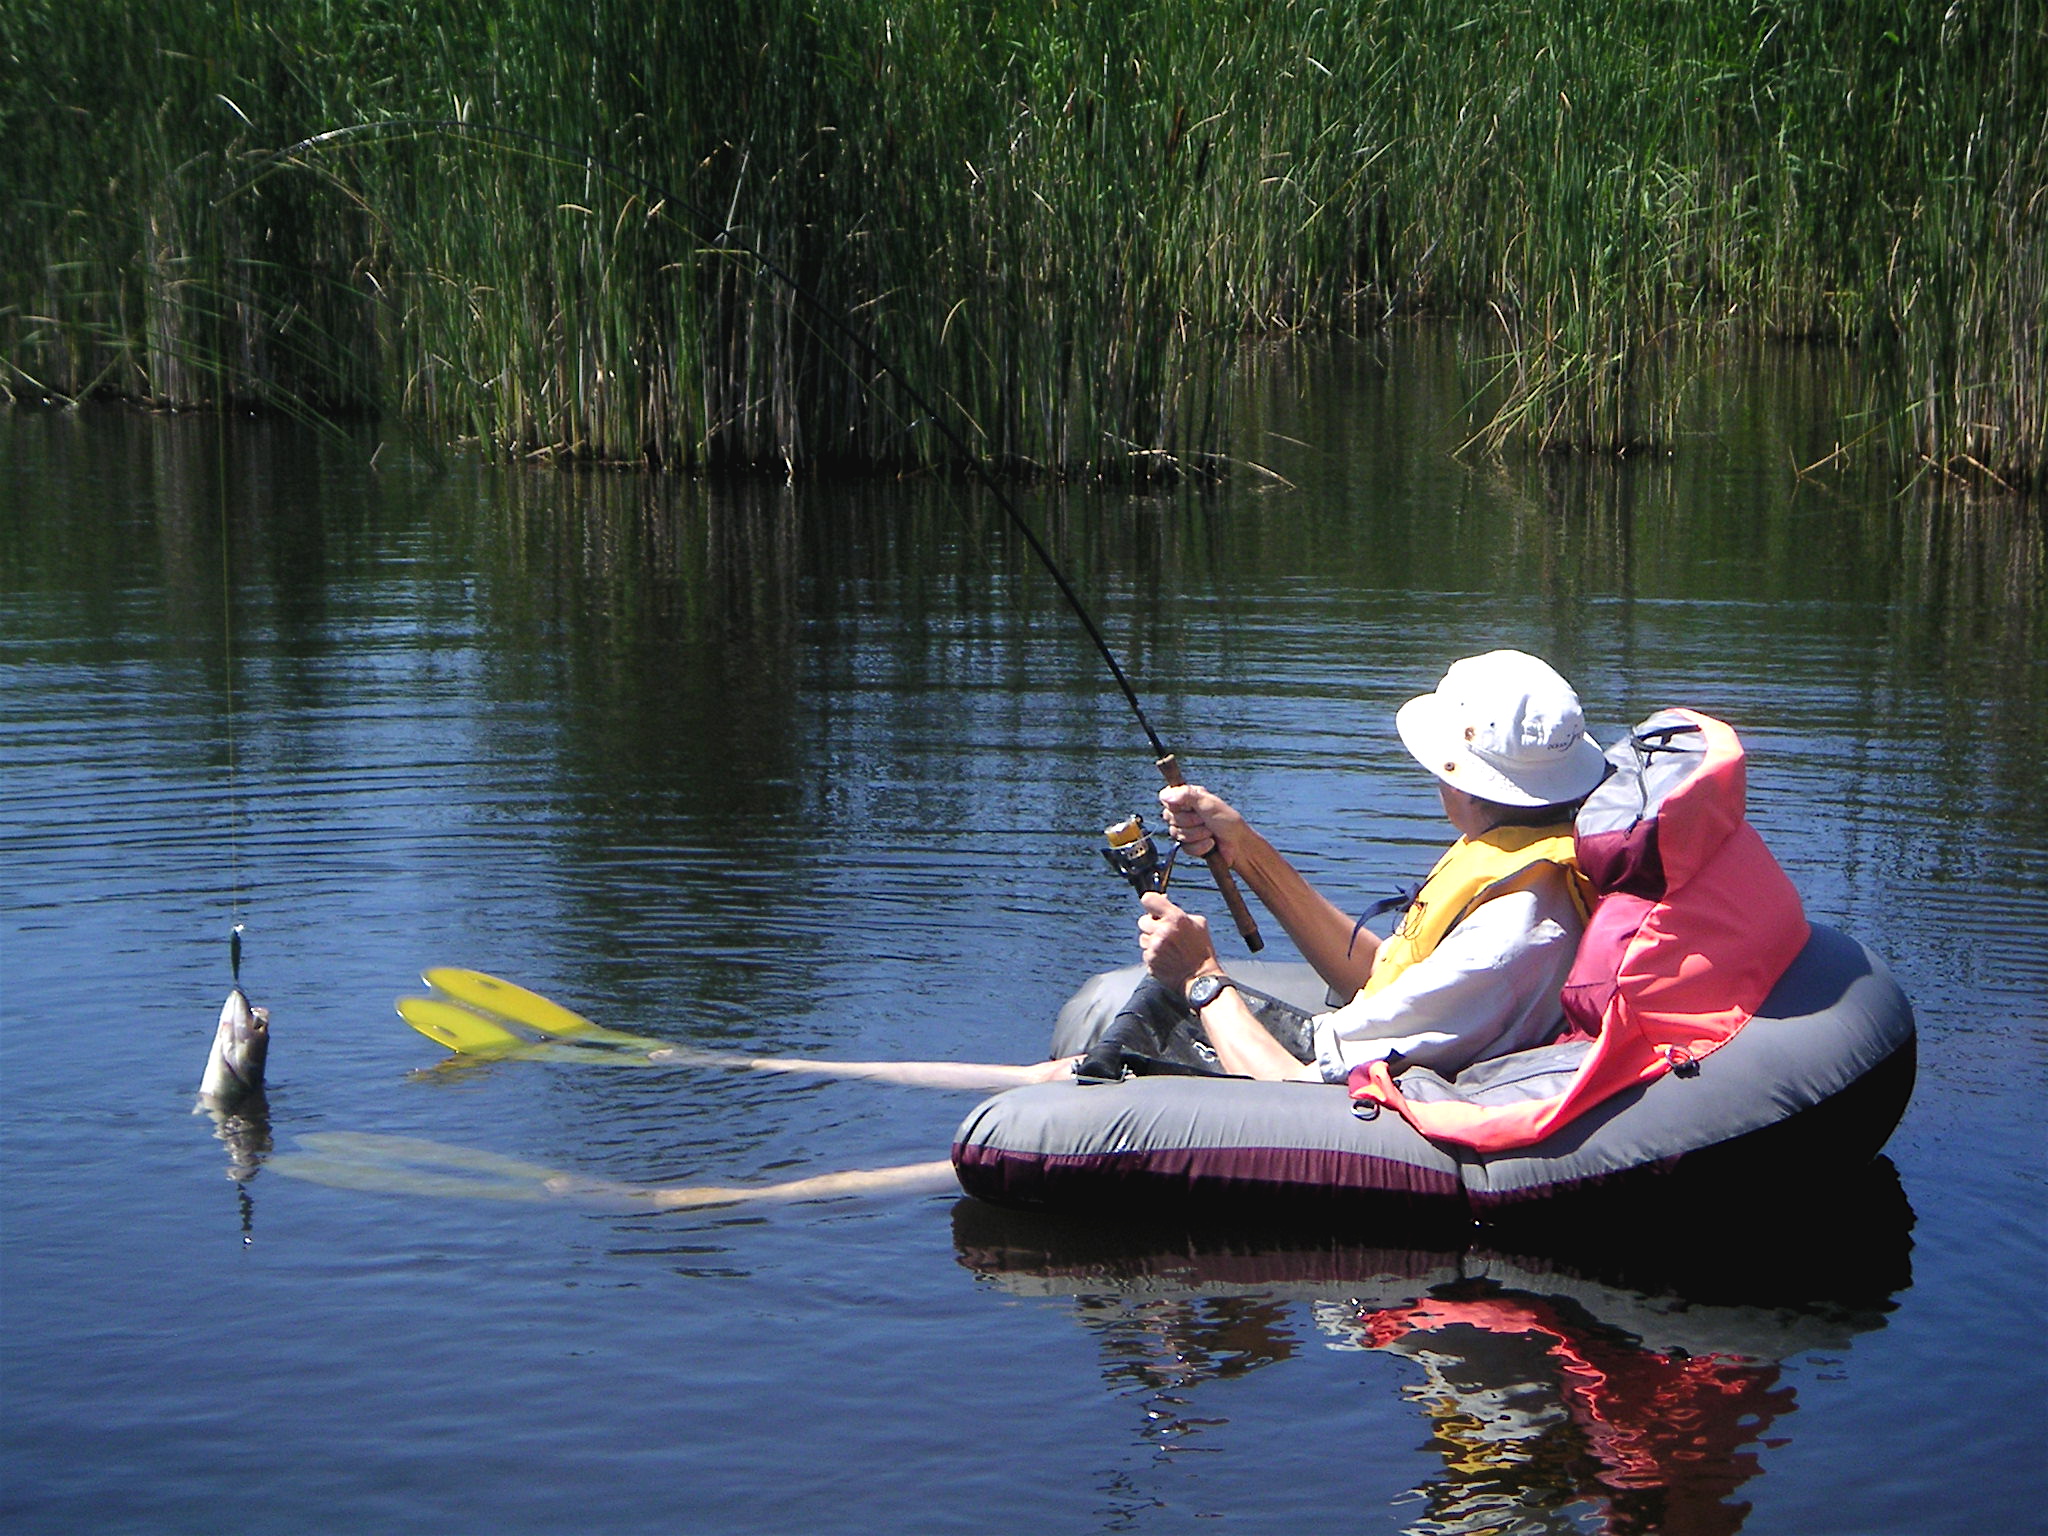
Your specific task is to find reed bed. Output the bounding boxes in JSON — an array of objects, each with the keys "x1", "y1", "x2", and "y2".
[{"x1": 3, "y1": 0, "x2": 2041, "y2": 486}]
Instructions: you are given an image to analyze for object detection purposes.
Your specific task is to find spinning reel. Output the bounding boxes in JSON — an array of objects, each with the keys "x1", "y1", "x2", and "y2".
[{"x1": 1101, "y1": 814, "x2": 1179, "y2": 896}]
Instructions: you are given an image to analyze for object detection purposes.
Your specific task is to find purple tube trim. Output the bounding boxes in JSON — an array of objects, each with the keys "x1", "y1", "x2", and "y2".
[{"x1": 953, "y1": 1140, "x2": 1468, "y2": 1210}]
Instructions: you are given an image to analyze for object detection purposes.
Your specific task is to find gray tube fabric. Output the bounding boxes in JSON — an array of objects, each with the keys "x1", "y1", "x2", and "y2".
[{"x1": 955, "y1": 925, "x2": 1915, "y2": 1213}]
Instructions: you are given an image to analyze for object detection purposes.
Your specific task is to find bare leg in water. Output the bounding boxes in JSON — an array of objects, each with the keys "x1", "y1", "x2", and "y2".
[{"x1": 641, "y1": 1045, "x2": 1079, "y2": 1090}]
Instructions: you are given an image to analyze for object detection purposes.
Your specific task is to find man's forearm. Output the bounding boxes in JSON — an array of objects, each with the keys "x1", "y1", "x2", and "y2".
[
  {"x1": 1230, "y1": 832, "x2": 1378, "y2": 996},
  {"x1": 1197, "y1": 989, "x2": 1322, "y2": 1081}
]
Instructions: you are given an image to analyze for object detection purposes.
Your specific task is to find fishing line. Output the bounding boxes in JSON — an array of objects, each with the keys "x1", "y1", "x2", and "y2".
[
  {"x1": 217, "y1": 401, "x2": 246, "y2": 984},
  {"x1": 226, "y1": 119, "x2": 1262, "y2": 947}
]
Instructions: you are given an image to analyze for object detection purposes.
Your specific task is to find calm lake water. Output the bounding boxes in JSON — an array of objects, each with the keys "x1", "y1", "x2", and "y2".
[{"x1": 4, "y1": 341, "x2": 2044, "y2": 1534}]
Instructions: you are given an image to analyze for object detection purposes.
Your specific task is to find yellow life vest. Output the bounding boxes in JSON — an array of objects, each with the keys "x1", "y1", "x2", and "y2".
[{"x1": 1360, "y1": 825, "x2": 1593, "y2": 1000}]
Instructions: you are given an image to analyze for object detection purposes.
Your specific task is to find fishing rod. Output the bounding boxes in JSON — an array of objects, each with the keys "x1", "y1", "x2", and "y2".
[{"x1": 229, "y1": 118, "x2": 1262, "y2": 950}]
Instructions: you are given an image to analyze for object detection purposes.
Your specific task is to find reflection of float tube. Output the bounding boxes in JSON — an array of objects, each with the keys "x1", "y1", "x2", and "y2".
[
  {"x1": 957, "y1": 1174, "x2": 1911, "y2": 1536},
  {"x1": 1348, "y1": 1288, "x2": 1790, "y2": 1536},
  {"x1": 951, "y1": 1155, "x2": 1912, "y2": 1360}
]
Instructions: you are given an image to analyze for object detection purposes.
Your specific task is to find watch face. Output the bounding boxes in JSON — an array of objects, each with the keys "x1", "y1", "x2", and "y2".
[{"x1": 1190, "y1": 976, "x2": 1227, "y2": 1008}]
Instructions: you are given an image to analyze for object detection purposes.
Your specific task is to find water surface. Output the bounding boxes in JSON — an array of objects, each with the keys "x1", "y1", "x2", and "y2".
[{"x1": 3, "y1": 345, "x2": 2043, "y2": 1534}]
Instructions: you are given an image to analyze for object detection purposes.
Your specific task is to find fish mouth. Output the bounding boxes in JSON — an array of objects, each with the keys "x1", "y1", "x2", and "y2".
[
  {"x1": 223, "y1": 989, "x2": 267, "y2": 1033},
  {"x1": 222, "y1": 993, "x2": 270, "y2": 1062}
]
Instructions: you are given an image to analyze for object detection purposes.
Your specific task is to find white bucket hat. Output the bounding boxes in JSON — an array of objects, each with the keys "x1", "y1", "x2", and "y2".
[{"x1": 1395, "y1": 650, "x2": 1608, "y2": 807}]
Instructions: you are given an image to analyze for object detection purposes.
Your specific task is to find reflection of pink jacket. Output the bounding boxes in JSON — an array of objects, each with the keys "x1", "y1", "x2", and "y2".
[
  {"x1": 1350, "y1": 710, "x2": 1809, "y2": 1151},
  {"x1": 1360, "y1": 1292, "x2": 1790, "y2": 1536}
]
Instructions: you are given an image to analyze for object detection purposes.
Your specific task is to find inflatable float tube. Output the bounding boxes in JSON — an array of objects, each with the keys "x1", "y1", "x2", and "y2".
[{"x1": 951, "y1": 922, "x2": 1915, "y2": 1224}]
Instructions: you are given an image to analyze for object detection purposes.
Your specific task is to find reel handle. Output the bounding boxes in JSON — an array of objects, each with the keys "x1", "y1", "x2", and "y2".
[{"x1": 1155, "y1": 754, "x2": 1264, "y2": 953}]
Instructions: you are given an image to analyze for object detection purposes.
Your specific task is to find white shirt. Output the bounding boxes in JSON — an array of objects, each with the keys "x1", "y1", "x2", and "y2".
[{"x1": 1311, "y1": 875, "x2": 1584, "y2": 1082}]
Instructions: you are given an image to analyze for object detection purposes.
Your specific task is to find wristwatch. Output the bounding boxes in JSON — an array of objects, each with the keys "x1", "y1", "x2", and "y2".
[{"x1": 1186, "y1": 974, "x2": 1239, "y2": 1011}]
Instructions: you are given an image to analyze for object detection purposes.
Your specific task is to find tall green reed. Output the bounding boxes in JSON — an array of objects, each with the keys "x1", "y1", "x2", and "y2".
[{"x1": 3, "y1": 0, "x2": 2039, "y2": 486}]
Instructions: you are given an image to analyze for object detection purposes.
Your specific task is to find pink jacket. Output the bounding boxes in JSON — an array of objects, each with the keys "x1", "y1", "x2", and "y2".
[{"x1": 1349, "y1": 709, "x2": 1809, "y2": 1151}]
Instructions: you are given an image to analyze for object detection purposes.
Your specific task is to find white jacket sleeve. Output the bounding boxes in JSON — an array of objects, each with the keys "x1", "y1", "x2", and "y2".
[{"x1": 1310, "y1": 880, "x2": 1582, "y2": 1082}]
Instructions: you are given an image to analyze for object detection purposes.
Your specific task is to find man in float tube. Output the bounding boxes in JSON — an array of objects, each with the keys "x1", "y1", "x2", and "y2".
[{"x1": 1101, "y1": 649, "x2": 1610, "y2": 1084}]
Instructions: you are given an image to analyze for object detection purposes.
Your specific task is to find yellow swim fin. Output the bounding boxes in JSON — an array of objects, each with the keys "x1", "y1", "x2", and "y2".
[
  {"x1": 395, "y1": 995, "x2": 532, "y2": 1056},
  {"x1": 421, "y1": 967, "x2": 670, "y2": 1050}
]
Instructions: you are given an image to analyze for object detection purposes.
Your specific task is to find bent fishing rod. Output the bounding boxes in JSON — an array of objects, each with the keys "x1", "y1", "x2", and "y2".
[{"x1": 230, "y1": 117, "x2": 1262, "y2": 950}]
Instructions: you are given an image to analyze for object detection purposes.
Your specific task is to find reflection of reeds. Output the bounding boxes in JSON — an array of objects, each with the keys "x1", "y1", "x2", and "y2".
[{"x1": 2, "y1": 0, "x2": 2040, "y2": 486}]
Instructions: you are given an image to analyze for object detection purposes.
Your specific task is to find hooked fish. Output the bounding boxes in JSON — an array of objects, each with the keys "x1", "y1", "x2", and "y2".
[{"x1": 198, "y1": 986, "x2": 270, "y2": 1107}]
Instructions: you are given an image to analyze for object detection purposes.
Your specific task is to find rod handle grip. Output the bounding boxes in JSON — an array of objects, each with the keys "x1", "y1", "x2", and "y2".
[{"x1": 1155, "y1": 754, "x2": 1264, "y2": 953}]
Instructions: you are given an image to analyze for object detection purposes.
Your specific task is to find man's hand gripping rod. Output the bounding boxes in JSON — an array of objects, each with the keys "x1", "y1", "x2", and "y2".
[{"x1": 1155, "y1": 754, "x2": 1264, "y2": 952}]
